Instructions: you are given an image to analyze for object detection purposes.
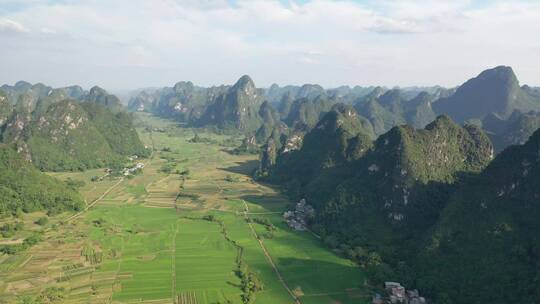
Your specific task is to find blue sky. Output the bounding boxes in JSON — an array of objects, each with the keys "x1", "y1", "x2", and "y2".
[{"x1": 0, "y1": 0, "x2": 539, "y2": 90}]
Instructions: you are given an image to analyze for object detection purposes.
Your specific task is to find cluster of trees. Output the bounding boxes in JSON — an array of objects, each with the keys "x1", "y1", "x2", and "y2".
[
  {"x1": 0, "y1": 221, "x2": 24, "y2": 238},
  {"x1": 81, "y1": 244, "x2": 103, "y2": 265},
  {"x1": 188, "y1": 133, "x2": 219, "y2": 144},
  {"x1": 16, "y1": 287, "x2": 66, "y2": 304},
  {"x1": 250, "y1": 217, "x2": 277, "y2": 239},
  {"x1": 238, "y1": 258, "x2": 264, "y2": 303}
]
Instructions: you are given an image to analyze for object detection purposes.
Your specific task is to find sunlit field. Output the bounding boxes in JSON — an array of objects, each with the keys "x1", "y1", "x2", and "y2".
[{"x1": 0, "y1": 114, "x2": 367, "y2": 304}]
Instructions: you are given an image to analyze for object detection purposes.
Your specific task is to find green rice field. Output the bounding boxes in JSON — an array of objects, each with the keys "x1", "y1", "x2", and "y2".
[{"x1": 0, "y1": 113, "x2": 368, "y2": 304}]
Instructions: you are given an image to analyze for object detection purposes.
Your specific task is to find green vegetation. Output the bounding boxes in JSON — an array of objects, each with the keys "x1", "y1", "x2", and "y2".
[
  {"x1": 483, "y1": 110, "x2": 540, "y2": 152},
  {"x1": 261, "y1": 113, "x2": 498, "y2": 302},
  {"x1": 0, "y1": 85, "x2": 148, "y2": 171},
  {"x1": 188, "y1": 133, "x2": 219, "y2": 144},
  {"x1": 17, "y1": 287, "x2": 67, "y2": 304},
  {"x1": 413, "y1": 128, "x2": 540, "y2": 303},
  {"x1": 4, "y1": 64, "x2": 539, "y2": 304},
  {"x1": 260, "y1": 104, "x2": 374, "y2": 179},
  {"x1": 0, "y1": 114, "x2": 366, "y2": 304},
  {"x1": 35, "y1": 217, "x2": 48, "y2": 226},
  {"x1": 231, "y1": 136, "x2": 260, "y2": 155},
  {"x1": 0, "y1": 232, "x2": 42, "y2": 254},
  {"x1": 0, "y1": 144, "x2": 84, "y2": 215},
  {"x1": 1, "y1": 221, "x2": 24, "y2": 238},
  {"x1": 195, "y1": 75, "x2": 264, "y2": 132},
  {"x1": 82, "y1": 101, "x2": 149, "y2": 157}
]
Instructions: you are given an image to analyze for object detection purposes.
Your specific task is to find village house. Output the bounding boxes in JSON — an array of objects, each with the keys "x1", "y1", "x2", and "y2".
[
  {"x1": 123, "y1": 162, "x2": 145, "y2": 176},
  {"x1": 371, "y1": 282, "x2": 426, "y2": 304},
  {"x1": 283, "y1": 199, "x2": 315, "y2": 231}
]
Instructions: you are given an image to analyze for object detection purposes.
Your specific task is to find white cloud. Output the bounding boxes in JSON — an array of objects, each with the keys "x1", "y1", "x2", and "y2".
[
  {"x1": 0, "y1": 17, "x2": 28, "y2": 33},
  {"x1": 0, "y1": 0, "x2": 539, "y2": 89}
]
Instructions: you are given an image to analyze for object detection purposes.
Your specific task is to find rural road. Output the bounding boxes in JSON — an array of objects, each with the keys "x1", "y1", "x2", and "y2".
[{"x1": 66, "y1": 136, "x2": 155, "y2": 222}]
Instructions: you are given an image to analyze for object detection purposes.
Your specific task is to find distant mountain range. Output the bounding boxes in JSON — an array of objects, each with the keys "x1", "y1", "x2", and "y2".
[
  {"x1": 128, "y1": 66, "x2": 540, "y2": 154},
  {"x1": 433, "y1": 66, "x2": 539, "y2": 122}
]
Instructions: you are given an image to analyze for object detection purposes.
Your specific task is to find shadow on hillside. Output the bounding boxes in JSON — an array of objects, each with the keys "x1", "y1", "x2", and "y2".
[
  {"x1": 274, "y1": 257, "x2": 367, "y2": 300},
  {"x1": 220, "y1": 160, "x2": 259, "y2": 176},
  {"x1": 219, "y1": 159, "x2": 291, "y2": 211}
]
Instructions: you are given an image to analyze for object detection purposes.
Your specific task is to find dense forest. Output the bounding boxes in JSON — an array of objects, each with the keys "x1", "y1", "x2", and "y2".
[
  {"x1": 255, "y1": 71, "x2": 540, "y2": 303},
  {"x1": 0, "y1": 144, "x2": 84, "y2": 216}
]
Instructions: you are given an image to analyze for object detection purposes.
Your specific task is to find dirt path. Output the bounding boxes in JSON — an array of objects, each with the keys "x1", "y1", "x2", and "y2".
[
  {"x1": 0, "y1": 239, "x2": 24, "y2": 245},
  {"x1": 65, "y1": 177, "x2": 125, "y2": 222},
  {"x1": 66, "y1": 136, "x2": 156, "y2": 222},
  {"x1": 242, "y1": 200, "x2": 301, "y2": 304}
]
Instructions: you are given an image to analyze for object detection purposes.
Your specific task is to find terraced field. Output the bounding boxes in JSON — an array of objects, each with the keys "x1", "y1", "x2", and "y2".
[{"x1": 0, "y1": 114, "x2": 368, "y2": 304}]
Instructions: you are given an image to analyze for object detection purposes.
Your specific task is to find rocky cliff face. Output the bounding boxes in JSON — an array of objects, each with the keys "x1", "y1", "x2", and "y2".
[
  {"x1": 255, "y1": 100, "x2": 283, "y2": 144},
  {"x1": 283, "y1": 94, "x2": 337, "y2": 129},
  {"x1": 1, "y1": 81, "x2": 52, "y2": 112},
  {"x1": 0, "y1": 90, "x2": 13, "y2": 127},
  {"x1": 261, "y1": 103, "x2": 374, "y2": 183},
  {"x1": 128, "y1": 91, "x2": 155, "y2": 112},
  {"x1": 1, "y1": 98, "x2": 147, "y2": 171},
  {"x1": 24, "y1": 100, "x2": 115, "y2": 170},
  {"x1": 196, "y1": 75, "x2": 264, "y2": 132},
  {"x1": 82, "y1": 86, "x2": 123, "y2": 113}
]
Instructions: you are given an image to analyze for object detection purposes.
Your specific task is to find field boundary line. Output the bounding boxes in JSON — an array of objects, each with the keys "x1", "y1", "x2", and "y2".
[
  {"x1": 242, "y1": 200, "x2": 301, "y2": 304},
  {"x1": 66, "y1": 137, "x2": 156, "y2": 222},
  {"x1": 171, "y1": 220, "x2": 179, "y2": 301},
  {"x1": 66, "y1": 177, "x2": 124, "y2": 222}
]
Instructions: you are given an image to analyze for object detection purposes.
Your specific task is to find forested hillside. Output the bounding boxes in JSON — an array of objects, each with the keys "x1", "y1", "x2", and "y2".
[
  {"x1": 415, "y1": 129, "x2": 540, "y2": 303},
  {"x1": 260, "y1": 109, "x2": 540, "y2": 303},
  {"x1": 0, "y1": 83, "x2": 149, "y2": 171},
  {"x1": 0, "y1": 144, "x2": 84, "y2": 215}
]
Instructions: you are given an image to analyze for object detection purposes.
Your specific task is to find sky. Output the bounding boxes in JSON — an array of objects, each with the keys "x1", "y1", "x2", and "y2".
[{"x1": 0, "y1": 0, "x2": 539, "y2": 91}]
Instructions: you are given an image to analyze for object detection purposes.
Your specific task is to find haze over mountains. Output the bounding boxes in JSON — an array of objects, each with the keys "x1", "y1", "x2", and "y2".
[
  {"x1": 128, "y1": 66, "x2": 540, "y2": 153},
  {"x1": 1, "y1": 65, "x2": 540, "y2": 303}
]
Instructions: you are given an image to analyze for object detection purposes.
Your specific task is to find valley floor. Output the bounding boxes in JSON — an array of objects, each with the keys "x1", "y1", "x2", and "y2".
[{"x1": 0, "y1": 114, "x2": 368, "y2": 304}]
